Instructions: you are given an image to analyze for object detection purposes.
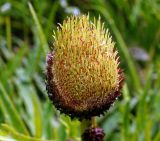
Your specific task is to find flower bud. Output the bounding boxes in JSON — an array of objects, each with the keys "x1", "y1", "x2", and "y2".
[
  {"x1": 82, "y1": 127, "x2": 105, "y2": 141},
  {"x1": 46, "y1": 15, "x2": 124, "y2": 119}
]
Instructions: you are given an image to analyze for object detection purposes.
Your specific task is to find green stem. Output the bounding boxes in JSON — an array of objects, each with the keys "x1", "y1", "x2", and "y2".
[
  {"x1": 91, "y1": 117, "x2": 97, "y2": 128},
  {"x1": 6, "y1": 16, "x2": 11, "y2": 51},
  {"x1": 80, "y1": 119, "x2": 91, "y2": 134},
  {"x1": 80, "y1": 117, "x2": 97, "y2": 139}
]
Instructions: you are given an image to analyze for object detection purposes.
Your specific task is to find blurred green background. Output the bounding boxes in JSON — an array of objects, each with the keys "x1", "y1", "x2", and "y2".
[{"x1": 0, "y1": 0, "x2": 160, "y2": 141}]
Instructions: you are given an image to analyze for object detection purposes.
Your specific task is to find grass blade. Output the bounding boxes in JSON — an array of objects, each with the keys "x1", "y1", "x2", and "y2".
[
  {"x1": 0, "y1": 45, "x2": 28, "y2": 85},
  {"x1": 32, "y1": 91, "x2": 43, "y2": 138},
  {"x1": 0, "y1": 124, "x2": 54, "y2": 141},
  {"x1": 0, "y1": 83, "x2": 29, "y2": 135},
  {"x1": 28, "y1": 2, "x2": 49, "y2": 54}
]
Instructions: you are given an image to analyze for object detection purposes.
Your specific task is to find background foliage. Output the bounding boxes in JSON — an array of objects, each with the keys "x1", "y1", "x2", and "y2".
[{"x1": 0, "y1": 0, "x2": 160, "y2": 141}]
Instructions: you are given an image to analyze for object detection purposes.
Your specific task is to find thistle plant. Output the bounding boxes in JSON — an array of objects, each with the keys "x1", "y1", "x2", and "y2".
[{"x1": 46, "y1": 15, "x2": 124, "y2": 141}]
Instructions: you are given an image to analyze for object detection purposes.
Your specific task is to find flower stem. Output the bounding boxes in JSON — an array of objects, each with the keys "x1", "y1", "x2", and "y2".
[
  {"x1": 80, "y1": 119, "x2": 90, "y2": 134},
  {"x1": 91, "y1": 117, "x2": 97, "y2": 128}
]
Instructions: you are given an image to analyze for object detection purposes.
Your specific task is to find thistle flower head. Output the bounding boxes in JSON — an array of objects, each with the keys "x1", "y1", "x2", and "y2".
[{"x1": 46, "y1": 15, "x2": 124, "y2": 119}]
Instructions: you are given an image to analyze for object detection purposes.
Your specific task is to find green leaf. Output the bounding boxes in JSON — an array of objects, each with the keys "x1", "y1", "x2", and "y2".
[
  {"x1": 60, "y1": 115, "x2": 80, "y2": 140},
  {"x1": 0, "y1": 124, "x2": 54, "y2": 141},
  {"x1": 42, "y1": 102, "x2": 54, "y2": 139},
  {"x1": 0, "y1": 83, "x2": 29, "y2": 135},
  {"x1": 0, "y1": 45, "x2": 28, "y2": 85},
  {"x1": 0, "y1": 136, "x2": 16, "y2": 141},
  {"x1": 28, "y1": 2, "x2": 49, "y2": 54},
  {"x1": 32, "y1": 91, "x2": 43, "y2": 138},
  {"x1": 13, "y1": 80, "x2": 43, "y2": 138}
]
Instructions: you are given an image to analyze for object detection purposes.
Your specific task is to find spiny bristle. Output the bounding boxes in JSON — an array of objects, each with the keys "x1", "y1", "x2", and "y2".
[{"x1": 46, "y1": 15, "x2": 124, "y2": 119}]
